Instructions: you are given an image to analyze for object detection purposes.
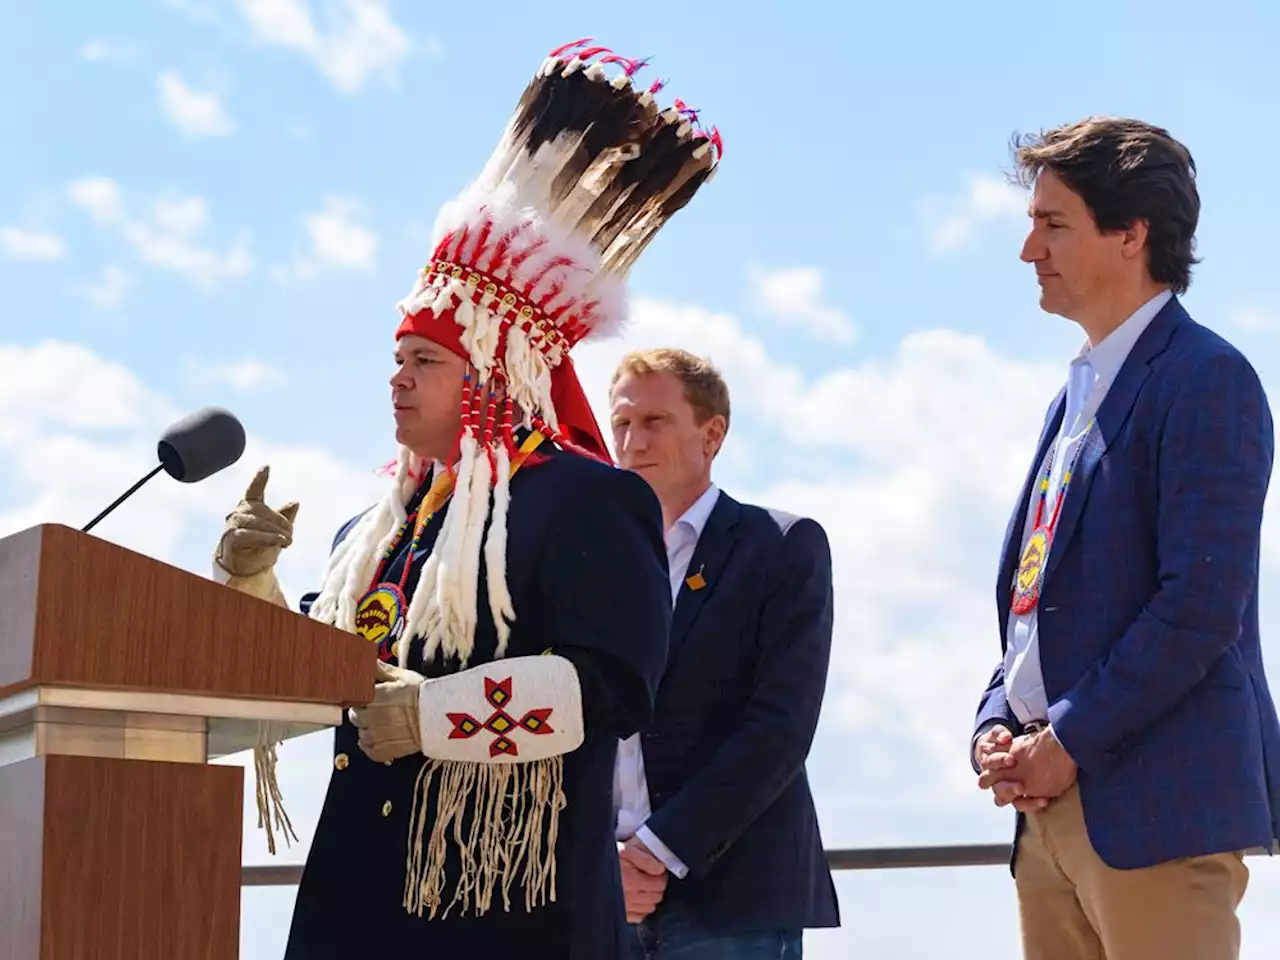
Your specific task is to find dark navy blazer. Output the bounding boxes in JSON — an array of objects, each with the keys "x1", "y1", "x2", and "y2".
[
  {"x1": 287, "y1": 446, "x2": 671, "y2": 959},
  {"x1": 974, "y1": 297, "x2": 1280, "y2": 870},
  {"x1": 640, "y1": 491, "x2": 840, "y2": 934}
]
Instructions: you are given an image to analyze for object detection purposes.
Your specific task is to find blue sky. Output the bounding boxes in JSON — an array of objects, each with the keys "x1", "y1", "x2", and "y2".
[{"x1": 4, "y1": 1, "x2": 1280, "y2": 957}]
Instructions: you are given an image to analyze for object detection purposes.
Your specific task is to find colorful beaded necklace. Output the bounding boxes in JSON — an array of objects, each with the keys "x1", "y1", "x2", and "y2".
[{"x1": 1010, "y1": 419, "x2": 1094, "y2": 615}]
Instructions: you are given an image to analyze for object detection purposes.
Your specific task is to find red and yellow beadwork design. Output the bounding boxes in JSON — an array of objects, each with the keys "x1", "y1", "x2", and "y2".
[{"x1": 446, "y1": 676, "x2": 556, "y2": 758}]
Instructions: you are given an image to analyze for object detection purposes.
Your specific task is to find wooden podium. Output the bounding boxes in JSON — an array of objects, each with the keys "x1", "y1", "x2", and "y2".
[{"x1": 0, "y1": 524, "x2": 375, "y2": 960}]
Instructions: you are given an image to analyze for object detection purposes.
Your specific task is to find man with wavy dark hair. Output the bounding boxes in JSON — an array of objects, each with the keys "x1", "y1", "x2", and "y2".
[{"x1": 971, "y1": 116, "x2": 1280, "y2": 959}]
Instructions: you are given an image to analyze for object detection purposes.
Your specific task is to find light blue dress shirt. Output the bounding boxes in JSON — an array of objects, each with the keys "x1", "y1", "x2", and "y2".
[
  {"x1": 614, "y1": 482, "x2": 721, "y2": 877},
  {"x1": 1003, "y1": 290, "x2": 1172, "y2": 723}
]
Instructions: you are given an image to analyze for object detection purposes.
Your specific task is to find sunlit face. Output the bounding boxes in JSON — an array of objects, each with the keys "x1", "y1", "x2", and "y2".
[
  {"x1": 1020, "y1": 169, "x2": 1138, "y2": 323},
  {"x1": 390, "y1": 334, "x2": 467, "y2": 461},
  {"x1": 609, "y1": 371, "x2": 725, "y2": 507}
]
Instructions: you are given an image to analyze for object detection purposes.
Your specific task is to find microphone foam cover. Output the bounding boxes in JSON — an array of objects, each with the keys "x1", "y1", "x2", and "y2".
[{"x1": 157, "y1": 407, "x2": 246, "y2": 483}]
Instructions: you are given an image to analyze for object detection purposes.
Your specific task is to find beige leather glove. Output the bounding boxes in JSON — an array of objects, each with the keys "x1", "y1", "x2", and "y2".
[
  {"x1": 350, "y1": 661, "x2": 427, "y2": 763},
  {"x1": 214, "y1": 465, "x2": 299, "y2": 608}
]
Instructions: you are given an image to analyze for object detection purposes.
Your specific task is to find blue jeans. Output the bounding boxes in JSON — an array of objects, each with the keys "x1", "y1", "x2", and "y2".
[{"x1": 630, "y1": 901, "x2": 803, "y2": 959}]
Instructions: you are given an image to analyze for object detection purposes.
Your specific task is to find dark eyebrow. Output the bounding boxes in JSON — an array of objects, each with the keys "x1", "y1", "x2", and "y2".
[
  {"x1": 1031, "y1": 208, "x2": 1067, "y2": 219},
  {"x1": 400, "y1": 344, "x2": 441, "y2": 359}
]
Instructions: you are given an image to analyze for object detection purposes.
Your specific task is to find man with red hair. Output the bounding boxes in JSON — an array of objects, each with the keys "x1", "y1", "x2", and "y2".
[{"x1": 212, "y1": 39, "x2": 722, "y2": 958}]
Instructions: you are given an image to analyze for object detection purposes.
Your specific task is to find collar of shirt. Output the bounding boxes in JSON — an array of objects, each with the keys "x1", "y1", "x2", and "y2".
[
  {"x1": 666, "y1": 483, "x2": 721, "y2": 552},
  {"x1": 1060, "y1": 289, "x2": 1172, "y2": 433},
  {"x1": 1075, "y1": 288, "x2": 1172, "y2": 387}
]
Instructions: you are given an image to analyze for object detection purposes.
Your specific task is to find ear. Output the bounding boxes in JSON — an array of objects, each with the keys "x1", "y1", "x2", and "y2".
[
  {"x1": 1119, "y1": 218, "x2": 1150, "y2": 261},
  {"x1": 703, "y1": 414, "x2": 728, "y2": 458}
]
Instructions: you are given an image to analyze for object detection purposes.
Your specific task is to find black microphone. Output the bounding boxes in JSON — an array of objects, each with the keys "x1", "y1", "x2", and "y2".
[{"x1": 81, "y1": 407, "x2": 246, "y2": 533}]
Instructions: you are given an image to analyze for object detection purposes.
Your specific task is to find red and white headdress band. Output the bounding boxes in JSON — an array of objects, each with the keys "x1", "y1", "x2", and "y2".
[{"x1": 308, "y1": 38, "x2": 722, "y2": 666}]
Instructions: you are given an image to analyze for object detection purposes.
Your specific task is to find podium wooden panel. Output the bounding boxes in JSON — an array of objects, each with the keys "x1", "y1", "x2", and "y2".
[
  {"x1": 0, "y1": 524, "x2": 376, "y2": 959},
  {"x1": 0, "y1": 756, "x2": 242, "y2": 960}
]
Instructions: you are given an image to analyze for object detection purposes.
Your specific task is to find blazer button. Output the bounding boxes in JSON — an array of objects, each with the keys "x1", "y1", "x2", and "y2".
[
  {"x1": 334, "y1": 753, "x2": 349, "y2": 771},
  {"x1": 382, "y1": 801, "x2": 393, "y2": 817}
]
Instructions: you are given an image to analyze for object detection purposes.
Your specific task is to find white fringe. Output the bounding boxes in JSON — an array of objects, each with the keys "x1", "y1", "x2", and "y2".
[
  {"x1": 455, "y1": 445, "x2": 493, "y2": 667},
  {"x1": 320, "y1": 196, "x2": 608, "y2": 671},
  {"x1": 460, "y1": 301, "x2": 504, "y2": 380},
  {"x1": 504, "y1": 325, "x2": 557, "y2": 433},
  {"x1": 403, "y1": 181, "x2": 629, "y2": 345},
  {"x1": 402, "y1": 756, "x2": 566, "y2": 920},
  {"x1": 412, "y1": 430, "x2": 479, "y2": 663},
  {"x1": 309, "y1": 448, "x2": 415, "y2": 634},
  {"x1": 485, "y1": 441, "x2": 515, "y2": 657},
  {"x1": 252, "y1": 723, "x2": 297, "y2": 856}
]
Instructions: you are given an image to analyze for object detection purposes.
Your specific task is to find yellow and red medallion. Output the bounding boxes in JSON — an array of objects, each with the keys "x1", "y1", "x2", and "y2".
[
  {"x1": 355, "y1": 584, "x2": 406, "y2": 661},
  {"x1": 1011, "y1": 528, "x2": 1050, "y2": 615}
]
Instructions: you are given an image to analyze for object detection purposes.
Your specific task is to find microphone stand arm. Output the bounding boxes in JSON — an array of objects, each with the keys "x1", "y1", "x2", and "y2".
[{"x1": 82, "y1": 464, "x2": 166, "y2": 533}]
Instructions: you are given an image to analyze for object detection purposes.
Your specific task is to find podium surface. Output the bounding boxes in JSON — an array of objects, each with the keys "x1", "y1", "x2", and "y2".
[{"x1": 0, "y1": 523, "x2": 374, "y2": 959}]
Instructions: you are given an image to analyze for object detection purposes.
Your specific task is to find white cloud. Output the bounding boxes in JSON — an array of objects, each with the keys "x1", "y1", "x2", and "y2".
[
  {"x1": 10, "y1": 321, "x2": 1280, "y2": 960},
  {"x1": 274, "y1": 196, "x2": 378, "y2": 279},
  {"x1": 574, "y1": 293, "x2": 1280, "y2": 823},
  {"x1": 1235, "y1": 306, "x2": 1280, "y2": 332},
  {"x1": 67, "y1": 177, "x2": 124, "y2": 224},
  {"x1": 0, "y1": 337, "x2": 385, "y2": 617},
  {"x1": 0, "y1": 337, "x2": 390, "y2": 890},
  {"x1": 74, "y1": 265, "x2": 133, "y2": 308},
  {"x1": 0, "y1": 226, "x2": 68, "y2": 262},
  {"x1": 157, "y1": 70, "x2": 235, "y2": 139},
  {"x1": 232, "y1": 0, "x2": 419, "y2": 93},
  {"x1": 67, "y1": 177, "x2": 252, "y2": 291},
  {"x1": 81, "y1": 40, "x2": 139, "y2": 64},
  {"x1": 123, "y1": 218, "x2": 251, "y2": 290},
  {"x1": 3, "y1": 307, "x2": 1051, "y2": 856},
  {"x1": 574, "y1": 297, "x2": 800, "y2": 427},
  {"x1": 185, "y1": 357, "x2": 288, "y2": 394},
  {"x1": 747, "y1": 265, "x2": 857, "y2": 344},
  {"x1": 573, "y1": 295, "x2": 1062, "y2": 805},
  {"x1": 162, "y1": 0, "x2": 223, "y2": 25},
  {"x1": 926, "y1": 173, "x2": 1027, "y2": 254},
  {"x1": 153, "y1": 195, "x2": 209, "y2": 236},
  {"x1": 305, "y1": 197, "x2": 377, "y2": 269}
]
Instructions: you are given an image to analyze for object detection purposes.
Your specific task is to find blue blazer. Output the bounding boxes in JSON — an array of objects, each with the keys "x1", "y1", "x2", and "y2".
[
  {"x1": 640, "y1": 491, "x2": 840, "y2": 934},
  {"x1": 974, "y1": 296, "x2": 1280, "y2": 870}
]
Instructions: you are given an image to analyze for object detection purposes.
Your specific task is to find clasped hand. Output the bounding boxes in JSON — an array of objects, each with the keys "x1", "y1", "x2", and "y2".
[
  {"x1": 349, "y1": 661, "x2": 427, "y2": 764},
  {"x1": 618, "y1": 836, "x2": 668, "y2": 924},
  {"x1": 975, "y1": 724, "x2": 1077, "y2": 812}
]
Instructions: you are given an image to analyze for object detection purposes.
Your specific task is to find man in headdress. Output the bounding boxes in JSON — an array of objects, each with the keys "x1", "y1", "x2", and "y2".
[{"x1": 212, "y1": 38, "x2": 722, "y2": 958}]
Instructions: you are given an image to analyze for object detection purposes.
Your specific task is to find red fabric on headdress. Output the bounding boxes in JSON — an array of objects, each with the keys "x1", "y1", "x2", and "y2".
[
  {"x1": 549, "y1": 356, "x2": 611, "y2": 463},
  {"x1": 397, "y1": 306, "x2": 467, "y2": 362},
  {"x1": 396, "y1": 306, "x2": 612, "y2": 464}
]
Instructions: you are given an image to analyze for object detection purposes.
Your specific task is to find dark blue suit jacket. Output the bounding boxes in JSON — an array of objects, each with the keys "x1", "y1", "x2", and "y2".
[
  {"x1": 640, "y1": 491, "x2": 840, "y2": 934},
  {"x1": 974, "y1": 296, "x2": 1280, "y2": 870},
  {"x1": 288, "y1": 447, "x2": 671, "y2": 959}
]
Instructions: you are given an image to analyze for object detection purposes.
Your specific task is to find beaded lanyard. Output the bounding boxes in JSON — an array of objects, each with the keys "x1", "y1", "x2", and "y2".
[
  {"x1": 367, "y1": 468, "x2": 456, "y2": 597},
  {"x1": 1010, "y1": 418, "x2": 1094, "y2": 615}
]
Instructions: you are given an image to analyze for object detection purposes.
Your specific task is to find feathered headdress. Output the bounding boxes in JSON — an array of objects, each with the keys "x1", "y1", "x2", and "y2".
[{"x1": 307, "y1": 38, "x2": 722, "y2": 666}]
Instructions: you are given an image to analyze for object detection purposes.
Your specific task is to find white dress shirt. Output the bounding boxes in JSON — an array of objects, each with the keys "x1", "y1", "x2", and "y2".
[
  {"x1": 1003, "y1": 290, "x2": 1172, "y2": 722},
  {"x1": 614, "y1": 482, "x2": 722, "y2": 878}
]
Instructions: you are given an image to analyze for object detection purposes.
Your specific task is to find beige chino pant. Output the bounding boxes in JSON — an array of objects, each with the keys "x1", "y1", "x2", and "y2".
[{"x1": 1015, "y1": 784, "x2": 1248, "y2": 960}]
